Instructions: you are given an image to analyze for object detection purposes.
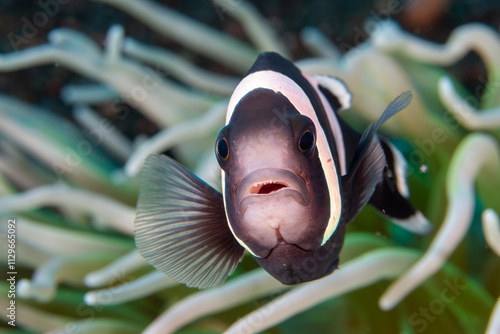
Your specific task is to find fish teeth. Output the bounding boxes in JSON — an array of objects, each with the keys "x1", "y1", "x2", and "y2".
[{"x1": 249, "y1": 181, "x2": 288, "y2": 195}]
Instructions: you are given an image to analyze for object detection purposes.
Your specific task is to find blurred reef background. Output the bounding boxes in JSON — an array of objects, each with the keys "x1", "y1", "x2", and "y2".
[{"x1": 2, "y1": 0, "x2": 500, "y2": 121}]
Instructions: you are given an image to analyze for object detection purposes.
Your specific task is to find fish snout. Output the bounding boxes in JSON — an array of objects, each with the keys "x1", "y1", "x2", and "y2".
[
  {"x1": 231, "y1": 169, "x2": 326, "y2": 257},
  {"x1": 236, "y1": 168, "x2": 309, "y2": 206}
]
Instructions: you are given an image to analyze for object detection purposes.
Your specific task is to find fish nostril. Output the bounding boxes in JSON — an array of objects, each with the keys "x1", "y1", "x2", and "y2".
[{"x1": 275, "y1": 229, "x2": 286, "y2": 243}]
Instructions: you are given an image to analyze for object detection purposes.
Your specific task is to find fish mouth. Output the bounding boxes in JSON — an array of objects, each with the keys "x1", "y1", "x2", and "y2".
[
  {"x1": 250, "y1": 181, "x2": 288, "y2": 195},
  {"x1": 236, "y1": 168, "x2": 310, "y2": 215}
]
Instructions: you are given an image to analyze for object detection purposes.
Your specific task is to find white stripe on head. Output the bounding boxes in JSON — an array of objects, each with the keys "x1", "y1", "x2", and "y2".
[
  {"x1": 224, "y1": 70, "x2": 342, "y2": 246},
  {"x1": 227, "y1": 71, "x2": 312, "y2": 124},
  {"x1": 304, "y1": 73, "x2": 347, "y2": 176}
]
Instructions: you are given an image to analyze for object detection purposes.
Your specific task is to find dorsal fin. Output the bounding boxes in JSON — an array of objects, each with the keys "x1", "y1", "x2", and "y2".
[{"x1": 341, "y1": 91, "x2": 413, "y2": 223}]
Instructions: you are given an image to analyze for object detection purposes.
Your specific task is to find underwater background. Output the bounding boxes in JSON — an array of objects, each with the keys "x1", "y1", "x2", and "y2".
[{"x1": 0, "y1": 0, "x2": 499, "y2": 333}]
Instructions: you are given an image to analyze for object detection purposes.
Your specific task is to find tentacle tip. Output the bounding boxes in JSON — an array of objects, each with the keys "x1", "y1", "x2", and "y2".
[
  {"x1": 111, "y1": 169, "x2": 131, "y2": 184},
  {"x1": 482, "y1": 208, "x2": 500, "y2": 256},
  {"x1": 300, "y1": 26, "x2": 319, "y2": 41},
  {"x1": 378, "y1": 298, "x2": 396, "y2": 311},
  {"x1": 17, "y1": 279, "x2": 32, "y2": 298},
  {"x1": 438, "y1": 75, "x2": 453, "y2": 92},
  {"x1": 83, "y1": 292, "x2": 98, "y2": 306},
  {"x1": 483, "y1": 208, "x2": 499, "y2": 224},
  {"x1": 17, "y1": 279, "x2": 55, "y2": 303},
  {"x1": 83, "y1": 273, "x2": 102, "y2": 288},
  {"x1": 124, "y1": 161, "x2": 141, "y2": 178},
  {"x1": 108, "y1": 24, "x2": 125, "y2": 40},
  {"x1": 370, "y1": 20, "x2": 402, "y2": 48},
  {"x1": 105, "y1": 24, "x2": 125, "y2": 63},
  {"x1": 47, "y1": 29, "x2": 64, "y2": 45}
]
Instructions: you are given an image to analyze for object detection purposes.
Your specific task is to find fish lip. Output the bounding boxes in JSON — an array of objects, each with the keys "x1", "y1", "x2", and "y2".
[{"x1": 236, "y1": 168, "x2": 310, "y2": 215}]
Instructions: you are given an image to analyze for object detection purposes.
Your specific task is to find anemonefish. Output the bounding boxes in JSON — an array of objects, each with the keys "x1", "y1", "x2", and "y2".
[{"x1": 134, "y1": 52, "x2": 431, "y2": 288}]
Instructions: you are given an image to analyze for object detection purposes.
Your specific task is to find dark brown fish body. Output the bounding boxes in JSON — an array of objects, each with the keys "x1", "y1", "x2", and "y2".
[{"x1": 134, "y1": 52, "x2": 431, "y2": 288}]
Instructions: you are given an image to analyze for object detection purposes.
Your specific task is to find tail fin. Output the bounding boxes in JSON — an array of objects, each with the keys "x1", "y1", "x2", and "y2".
[{"x1": 369, "y1": 138, "x2": 433, "y2": 235}]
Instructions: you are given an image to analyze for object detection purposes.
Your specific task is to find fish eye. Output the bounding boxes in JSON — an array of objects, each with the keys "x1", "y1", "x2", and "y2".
[
  {"x1": 298, "y1": 129, "x2": 315, "y2": 155},
  {"x1": 216, "y1": 136, "x2": 230, "y2": 162}
]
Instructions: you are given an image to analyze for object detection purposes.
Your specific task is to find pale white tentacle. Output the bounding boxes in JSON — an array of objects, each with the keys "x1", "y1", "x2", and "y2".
[
  {"x1": 372, "y1": 21, "x2": 500, "y2": 74},
  {"x1": 72, "y1": 105, "x2": 132, "y2": 162},
  {"x1": 0, "y1": 28, "x2": 212, "y2": 127},
  {"x1": 0, "y1": 217, "x2": 131, "y2": 256},
  {"x1": 84, "y1": 250, "x2": 145, "y2": 288},
  {"x1": 124, "y1": 100, "x2": 227, "y2": 177},
  {"x1": 482, "y1": 209, "x2": 500, "y2": 256},
  {"x1": 486, "y1": 299, "x2": 500, "y2": 334},
  {"x1": 0, "y1": 94, "x2": 113, "y2": 186},
  {"x1": 0, "y1": 297, "x2": 69, "y2": 331},
  {"x1": 48, "y1": 27, "x2": 102, "y2": 59},
  {"x1": 105, "y1": 24, "x2": 124, "y2": 64},
  {"x1": 17, "y1": 253, "x2": 114, "y2": 303},
  {"x1": 93, "y1": 0, "x2": 257, "y2": 72},
  {"x1": 0, "y1": 142, "x2": 56, "y2": 189},
  {"x1": 60, "y1": 84, "x2": 117, "y2": 104},
  {"x1": 17, "y1": 257, "x2": 67, "y2": 302},
  {"x1": 123, "y1": 38, "x2": 239, "y2": 96},
  {"x1": 142, "y1": 269, "x2": 285, "y2": 334},
  {"x1": 301, "y1": 27, "x2": 342, "y2": 59},
  {"x1": 438, "y1": 76, "x2": 500, "y2": 130},
  {"x1": 225, "y1": 248, "x2": 419, "y2": 334},
  {"x1": 0, "y1": 183, "x2": 135, "y2": 235},
  {"x1": 483, "y1": 209, "x2": 500, "y2": 334},
  {"x1": 84, "y1": 271, "x2": 177, "y2": 306},
  {"x1": 380, "y1": 133, "x2": 500, "y2": 310},
  {"x1": 212, "y1": 0, "x2": 289, "y2": 57}
]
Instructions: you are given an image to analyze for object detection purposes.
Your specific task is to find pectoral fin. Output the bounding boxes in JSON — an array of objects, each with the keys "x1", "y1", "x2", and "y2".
[
  {"x1": 341, "y1": 134, "x2": 386, "y2": 222},
  {"x1": 134, "y1": 154, "x2": 244, "y2": 289}
]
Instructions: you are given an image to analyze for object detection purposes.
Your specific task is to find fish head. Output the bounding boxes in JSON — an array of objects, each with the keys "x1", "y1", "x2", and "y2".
[{"x1": 216, "y1": 88, "x2": 331, "y2": 263}]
